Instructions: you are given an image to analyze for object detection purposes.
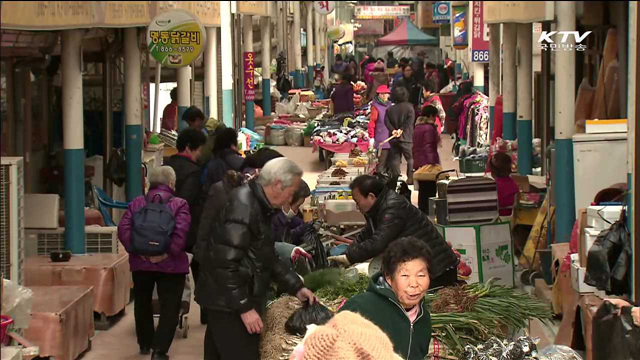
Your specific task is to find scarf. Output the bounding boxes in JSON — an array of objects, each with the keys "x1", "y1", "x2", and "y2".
[{"x1": 375, "y1": 96, "x2": 390, "y2": 106}]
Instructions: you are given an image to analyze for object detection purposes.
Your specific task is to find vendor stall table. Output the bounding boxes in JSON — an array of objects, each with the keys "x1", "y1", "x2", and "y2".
[
  {"x1": 24, "y1": 253, "x2": 131, "y2": 318},
  {"x1": 313, "y1": 141, "x2": 370, "y2": 169},
  {"x1": 24, "y1": 286, "x2": 95, "y2": 360}
]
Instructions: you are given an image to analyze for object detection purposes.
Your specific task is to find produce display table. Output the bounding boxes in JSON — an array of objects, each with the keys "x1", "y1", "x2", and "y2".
[
  {"x1": 24, "y1": 253, "x2": 131, "y2": 317},
  {"x1": 312, "y1": 141, "x2": 369, "y2": 155},
  {"x1": 24, "y1": 286, "x2": 95, "y2": 360}
]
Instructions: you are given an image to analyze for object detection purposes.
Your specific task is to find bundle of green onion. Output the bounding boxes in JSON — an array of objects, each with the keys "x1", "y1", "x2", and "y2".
[{"x1": 427, "y1": 279, "x2": 554, "y2": 356}]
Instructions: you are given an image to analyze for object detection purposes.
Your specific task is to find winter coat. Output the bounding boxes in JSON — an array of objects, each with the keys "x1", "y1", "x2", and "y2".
[
  {"x1": 384, "y1": 101, "x2": 416, "y2": 143},
  {"x1": 413, "y1": 121, "x2": 440, "y2": 169},
  {"x1": 194, "y1": 180, "x2": 304, "y2": 314},
  {"x1": 345, "y1": 188, "x2": 458, "y2": 279},
  {"x1": 368, "y1": 98, "x2": 392, "y2": 149},
  {"x1": 196, "y1": 179, "x2": 236, "y2": 248},
  {"x1": 421, "y1": 95, "x2": 446, "y2": 133},
  {"x1": 340, "y1": 272, "x2": 431, "y2": 360},
  {"x1": 331, "y1": 82, "x2": 355, "y2": 115},
  {"x1": 198, "y1": 118, "x2": 228, "y2": 168},
  {"x1": 202, "y1": 148, "x2": 244, "y2": 194},
  {"x1": 117, "y1": 185, "x2": 191, "y2": 274},
  {"x1": 364, "y1": 62, "x2": 377, "y2": 85},
  {"x1": 164, "y1": 154, "x2": 203, "y2": 252},
  {"x1": 271, "y1": 211, "x2": 308, "y2": 246},
  {"x1": 496, "y1": 176, "x2": 519, "y2": 216},
  {"x1": 395, "y1": 76, "x2": 421, "y2": 107},
  {"x1": 366, "y1": 70, "x2": 390, "y2": 102}
]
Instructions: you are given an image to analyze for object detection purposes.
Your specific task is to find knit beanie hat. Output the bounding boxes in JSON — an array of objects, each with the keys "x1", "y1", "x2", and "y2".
[{"x1": 299, "y1": 311, "x2": 403, "y2": 360}]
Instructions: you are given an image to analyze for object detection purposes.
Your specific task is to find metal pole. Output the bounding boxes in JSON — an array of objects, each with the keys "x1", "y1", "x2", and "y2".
[
  {"x1": 221, "y1": 0, "x2": 235, "y2": 127},
  {"x1": 489, "y1": 23, "x2": 501, "y2": 136},
  {"x1": 306, "y1": 3, "x2": 314, "y2": 86},
  {"x1": 124, "y1": 27, "x2": 143, "y2": 201},
  {"x1": 541, "y1": 22, "x2": 551, "y2": 176},
  {"x1": 61, "y1": 29, "x2": 86, "y2": 254},
  {"x1": 153, "y1": 64, "x2": 161, "y2": 132},
  {"x1": 205, "y1": 27, "x2": 216, "y2": 119},
  {"x1": 554, "y1": 2, "x2": 577, "y2": 243},
  {"x1": 177, "y1": 66, "x2": 191, "y2": 131},
  {"x1": 293, "y1": 1, "x2": 303, "y2": 88},
  {"x1": 261, "y1": 15, "x2": 272, "y2": 117},
  {"x1": 243, "y1": 15, "x2": 254, "y2": 130},
  {"x1": 517, "y1": 23, "x2": 533, "y2": 175},
  {"x1": 503, "y1": 23, "x2": 517, "y2": 141}
]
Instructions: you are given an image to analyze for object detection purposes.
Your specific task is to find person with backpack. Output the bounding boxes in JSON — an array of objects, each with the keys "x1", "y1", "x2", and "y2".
[
  {"x1": 164, "y1": 128, "x2": 207, "y2": 324},
  {"x1": 117, "y1": 166, "x2": 191, "y2": 360}
]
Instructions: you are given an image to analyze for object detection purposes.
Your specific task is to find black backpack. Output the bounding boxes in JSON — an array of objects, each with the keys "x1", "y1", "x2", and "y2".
[{"x1": 131, "y1": 194, "x2": 176, "y2": 256}]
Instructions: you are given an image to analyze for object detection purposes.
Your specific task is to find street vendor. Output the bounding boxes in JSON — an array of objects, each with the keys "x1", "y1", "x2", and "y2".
[
  {"x1": 328, "y1": 175, "x2": 459, "y2": 288},
  {"x1": 339, "y1": 237, "x2": 433, "y2": 360},
  {"x1": 367, "y1": 85, "x2": 393, "y2": 172}
]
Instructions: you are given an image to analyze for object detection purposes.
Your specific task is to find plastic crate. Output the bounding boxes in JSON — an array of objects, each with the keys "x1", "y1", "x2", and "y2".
[{"x1": 459, "y1": 157, "x2": 487, "y2": 173}]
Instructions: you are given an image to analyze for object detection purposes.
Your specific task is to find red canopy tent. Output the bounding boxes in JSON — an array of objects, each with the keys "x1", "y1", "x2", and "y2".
[{"x1": 376, "y1": 19, "x2": 438, "y2": 46}]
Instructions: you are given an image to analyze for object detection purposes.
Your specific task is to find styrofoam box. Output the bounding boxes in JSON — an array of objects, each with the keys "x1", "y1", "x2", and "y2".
[
  {"x1": 587, "y1": 205, "x2": 623, "y2": 230},
  {"x1": 24, "y1": 194, "x2": 60, "y2": 229},
  {"x1": 324, "y1": 199, "x2": 358, "y2": 213},
  {"x1": 571, "y1": 262, "x2": 598, "y2": 293},
  {"x1": 584, "y1": 228, "x2": 603, "y2": 256}
]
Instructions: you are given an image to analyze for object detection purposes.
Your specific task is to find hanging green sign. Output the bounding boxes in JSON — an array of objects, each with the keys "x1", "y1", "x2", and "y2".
[{"x1": 147, "y1": 9, "x2": 206, "y2": 68}]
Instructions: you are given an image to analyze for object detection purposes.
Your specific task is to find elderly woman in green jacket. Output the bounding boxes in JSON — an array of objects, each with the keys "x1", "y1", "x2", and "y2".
[{"x1": 339, "y1": 237, "x2": 432, "y2": 360}]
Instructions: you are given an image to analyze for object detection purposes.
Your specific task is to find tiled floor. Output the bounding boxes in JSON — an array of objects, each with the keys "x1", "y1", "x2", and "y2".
[{"x1": 80, "y1": 137, "x2": 461, "y2": 359}]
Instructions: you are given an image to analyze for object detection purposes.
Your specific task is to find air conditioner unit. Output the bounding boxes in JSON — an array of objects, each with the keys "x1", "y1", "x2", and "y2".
[
  {"x1": 1, "y1": 157, "x2": 25, "y2": 285},
  {"x1": 25, "y1": 226, "x2": 120, "y2": 257}
]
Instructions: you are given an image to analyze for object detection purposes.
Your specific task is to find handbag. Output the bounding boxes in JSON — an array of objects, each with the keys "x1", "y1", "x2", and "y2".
[{"x1": 413, "y1": 164, "x2": 443, "y2": 181}]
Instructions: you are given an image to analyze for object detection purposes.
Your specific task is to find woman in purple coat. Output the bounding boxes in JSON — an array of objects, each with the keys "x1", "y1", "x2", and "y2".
[
  {"x1": 118, "y1": 166, "x2": 191, "y2": 360},
  {"x1": 413, "y1": 106, "x2": 442, "y2": 212}
]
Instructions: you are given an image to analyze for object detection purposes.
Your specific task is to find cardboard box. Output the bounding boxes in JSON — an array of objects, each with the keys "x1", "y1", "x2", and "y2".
[
  {"x1": 25, "y1": 194, "x2": 60, "y2": 229},
  {"x1": 571, "y1": 263, "x2": 598, "y2": 293},
  {"x1": 582, "y1": 228, "x2": 602, "y2": 263},
  {"x1": 512, "y1": 175, "x2": 531, "y2": 193},
  {"x1": 321, "y1": 200, "x2": 365, "y2": 225},
  {"x1": 255, "y1": 116, "x2": 275, "y2": 127},
  {"x1": 587, "y1": 205, "x2": 623, "y2": 230}
]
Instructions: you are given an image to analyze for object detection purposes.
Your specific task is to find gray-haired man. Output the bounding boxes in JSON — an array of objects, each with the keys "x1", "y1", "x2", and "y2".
[{"x1": 195, "y1": 158, "x2": 316, "y2": 360}]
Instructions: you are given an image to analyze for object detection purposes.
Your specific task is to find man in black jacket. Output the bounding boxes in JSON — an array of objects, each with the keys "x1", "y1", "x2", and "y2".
[
  {"x1": 330, "y1": 175, "x2": 459, "y2": 289},
  {"x1": 164, "y1": 128, "x2": 207, "y2": 323},
  {"x1": 195, "y1": 158, "x2": 316, "y2": 360},
  {"x1": 385, "y1": 86, "x2": 416, "y2": 184}
]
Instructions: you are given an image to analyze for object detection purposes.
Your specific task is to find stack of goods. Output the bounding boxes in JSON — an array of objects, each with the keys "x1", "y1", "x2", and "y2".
[
  {"x1": 158, "y1": 129, "x2": 178, "y2": 148},
  {"x1": 454, "y1": 92, "x2": 490, "y2": 148},
  {"x1": 352, "y1": 81, "x2": 367, "y2": 107},
  {"x1": 311, "y1": 113, "x2": 370, "y2": 146},
  {"x1": 462, "y1": 339, "x2": 583, "y2": 360}
]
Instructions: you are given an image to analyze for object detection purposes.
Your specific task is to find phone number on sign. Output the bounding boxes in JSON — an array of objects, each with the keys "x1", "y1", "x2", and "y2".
[{"x1": 158, "y1": 46, "x2": 195, "y2": 53}]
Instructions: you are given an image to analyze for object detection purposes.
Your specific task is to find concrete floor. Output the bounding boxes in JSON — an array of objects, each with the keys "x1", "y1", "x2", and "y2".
[{"x1": 81, "y1": 136, "x2": 462, "y2": 359}]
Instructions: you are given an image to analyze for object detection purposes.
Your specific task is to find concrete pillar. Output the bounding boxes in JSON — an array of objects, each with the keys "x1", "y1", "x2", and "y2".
[
  {"x1": 627, "y1": 1, "x2": 637, "y2": 247},
  {"x1": 153, "y1": 65, "x2": 161, "y2": 132},
  {"x1": 243, "y1": 15, "x2": 254, "y2": 130},
  {"x1": 124, "y1": 28, "x2": 143, "y2": 202},
  {"x1": 293, "y1": 1, "x2": 303, "y2": 88},
  {"x1": 554, "y1": 2, "x2": 577, "y2": 243},
  {"x1": 221, "y1": 1, "x2": 234, "y2": 127},
  {"x1": 306, "y1": 3, "x2": 314, "y2": 86},
  {"x1": 62, "y1": 30, "x2": 85, "y2": 254},
  {"x1": 502, "y1": 23, "x2": 517, "y2": 140},
  {"x1": 323, "y1": 14, "x2": 329, "y2": 81},
  {"x1": 205, "y1": 27, "x2": 218, "y2": 120},
  {"x1": 517, "y1": 23, "x2": 533, "y2": 175},
  {"x1": 276, "y1": 2, "x2": 284, "y2": 55},
  {"x1": 473, "y1": 62, "x2": 485, "y2": 93},
  {"x1": 176, "y1": 66, "x2": 191, "y2": 131},
  {"x1": 314, "y1": 11, "x2": 321, "y2": 67},
  {"x1": 489, "y1": 23, "x2": 501, "y2": 134},
  {"x1": 261, "y1": 16, "x2": 272, "y2": 117}
]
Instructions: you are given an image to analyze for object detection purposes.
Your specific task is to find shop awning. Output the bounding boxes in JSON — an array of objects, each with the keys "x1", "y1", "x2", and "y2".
[{"x1": 376, "y1": 19, "x2": 438, "y2": 46}]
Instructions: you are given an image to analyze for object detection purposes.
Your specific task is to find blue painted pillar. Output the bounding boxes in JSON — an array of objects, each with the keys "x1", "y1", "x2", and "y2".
[
  {"x1": 243, "y1": 14, "x2": 255, "y2": 130},
  {"x1": 503, "y1": 23, "x2": 517, "y2": 141},
  {"x1": 61, "y1": 30, "x2": 86, "y2": 254},
  {"x1": 124, "y1": 28, "x2": 143, "y2": 201},
  {"x1": 204, "y1": 27, "x2": 218, "y2": 120},
  {"x1": 517, "y1": 23, "x2": 533, "y2": 175},
  {"x1": 177, "y1": 66, "x2": 191, "y2": 131},
  {"x1": 554, "y1": 2, "x2": 577, "y2": 243},
  {"x1": 221, "y1": 1, "x2": 235, "y2": 128},
  {"x1": 489, "y1": 24, "x2": 501, "y2": 141},
  {"x1": 261, "y1": 16, "x2": 272, "y2": 117},
  {"x1": 262, "y1": 79, "x2": 271, "y2": 117}
]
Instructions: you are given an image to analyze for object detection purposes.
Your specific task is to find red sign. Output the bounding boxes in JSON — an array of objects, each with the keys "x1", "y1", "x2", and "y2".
[
  {"x1": 243, "y1": 52, "x2": 255, "y2": 101},
  {"x1": 471, "y1": 1, "x2": 489, "y2": 62}
]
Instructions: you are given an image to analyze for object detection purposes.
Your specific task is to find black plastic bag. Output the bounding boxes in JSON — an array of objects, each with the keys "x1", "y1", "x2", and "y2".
[
  {"x1": 284, "y1": 302, "x2": 334, "y2": 336},
  {"x1": 584, "y1": 220, "x2": 631, "y2": 295},
  {"x1": 302, "y1": 226, "x2": 329, "y2": 270},
  {"x1": 106, "y1": 148, "x2": 127, "y2": 187},
  {"x1": 592, "y1": 301, "x2": 640, "y2": 360}
]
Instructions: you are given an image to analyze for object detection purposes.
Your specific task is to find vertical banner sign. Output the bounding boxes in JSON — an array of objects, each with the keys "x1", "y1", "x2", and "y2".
[
  {"x1": 433, "y1": 2, "x2": 451, "y2": 24},
  {"x1": 147, "y1": 10, "x2": 206, "y2": 68},
  {"x1": 314, "y1": 1, "x2": 336, "y2": 15},
  {"x1": 452, "y1": 5, "x2": 468, "y2": 49},
  {"x1": 471, "y1": 1, "x2": 489, "y2": 62},
  {"x1": 244, "y1": 52, "x2": 256, "y2": 101}
]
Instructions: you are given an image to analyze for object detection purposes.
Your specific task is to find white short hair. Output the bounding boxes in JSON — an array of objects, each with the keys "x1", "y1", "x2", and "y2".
[
  {"x1": 148, "y1": 166, "x2": 176, "y2": 187},
  {"x1": 256, "y1": 157, "x2": 303, "y2": 188}
]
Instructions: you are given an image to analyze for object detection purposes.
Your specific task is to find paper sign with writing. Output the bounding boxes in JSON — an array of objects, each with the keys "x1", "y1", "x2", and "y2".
[
  {"x1": 471, "y1": 1, "x2": 489, "y2": 62},
  {"x1": 147, "y1": 9, "x2": 206, "y2": 69},
  {"x1": 244, "y1": 52, "x2": 256, "y2": 101},
  {"x1": 314, "y1": 1, "x2": 335, "y2": 15}
]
